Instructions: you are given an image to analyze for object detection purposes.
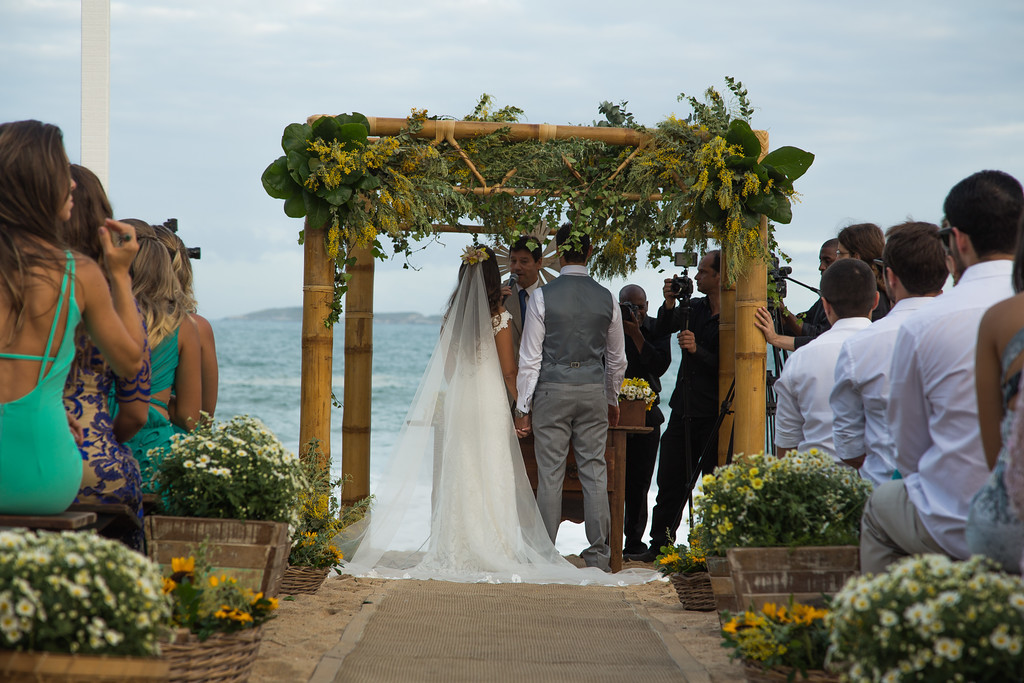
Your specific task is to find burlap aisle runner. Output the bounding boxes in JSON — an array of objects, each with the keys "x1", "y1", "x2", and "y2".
[{"x1": 331, "y1": 580, "x2": 692, "y2": 682}]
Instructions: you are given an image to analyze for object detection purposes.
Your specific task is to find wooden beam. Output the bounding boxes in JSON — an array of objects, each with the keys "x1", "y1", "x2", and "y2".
[
  {"x1": 341, "y1": 245, "x2": 374, "y2": 505},
  {"x1": 299, "y1": 220, "x2": 335, "y2": 471},
  {"x1": 353, "y1": 117, "x2": 649, "y2": 147},
  {"x1": 718, "y1": 248, "x2": 736, "y2": 465}
]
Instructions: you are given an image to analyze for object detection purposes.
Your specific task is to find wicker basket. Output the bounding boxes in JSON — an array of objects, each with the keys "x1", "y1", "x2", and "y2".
[
  {"x1": 279, "y1": 565, "x2": 331, "y2": 595},
  {"x1": 162, "y1": 627, "x2": 263, "y2": 683},
  {"x1": 0, "y1": 651, "x2": 168, "y2": 682},
  {"x1": 670, "y1": 571, "x2": 716, "y2": 611},
  {"x1": 743, "y1": 660, "x2": 840, "y2": 682}
]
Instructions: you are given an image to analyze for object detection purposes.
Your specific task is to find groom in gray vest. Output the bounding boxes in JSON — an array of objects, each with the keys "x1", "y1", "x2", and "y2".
[{"x1": 514, "y1": 223, "x2": 627, "y2": 570}]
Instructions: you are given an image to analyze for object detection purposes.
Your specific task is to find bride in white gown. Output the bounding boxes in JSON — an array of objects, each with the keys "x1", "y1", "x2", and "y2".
[{"x1": 341, "y1": 246, "x2": 656, "y2": 585}]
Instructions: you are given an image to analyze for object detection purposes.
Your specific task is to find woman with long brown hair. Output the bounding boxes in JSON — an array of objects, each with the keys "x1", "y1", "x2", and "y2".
[
  {"x1": 837, "y1": 222, "x2": 891, "y2": 320},
  {"x1": 61, "y1": 164, "x2": 149, "y2": 546},
  {"x1": 0, "y1": 120, "x2": 145, "y2": 514}
]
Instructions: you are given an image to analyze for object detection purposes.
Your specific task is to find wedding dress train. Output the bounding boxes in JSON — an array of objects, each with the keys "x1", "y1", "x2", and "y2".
[{"x1": 341, "y1": 265, "x2": 656, "y2": 585}]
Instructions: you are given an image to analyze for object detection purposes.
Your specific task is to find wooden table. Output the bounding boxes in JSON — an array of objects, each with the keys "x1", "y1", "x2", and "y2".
[
  {"x1": 519, "y1": 424, "x2": 652, "y2": 572},
  {"x1": 0, "y1": 510, "x2": 97, "y2": 531}
]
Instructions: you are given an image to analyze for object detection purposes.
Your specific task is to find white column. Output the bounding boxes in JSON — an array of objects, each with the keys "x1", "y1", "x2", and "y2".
[{"x1": 81, "y1": 0, "x2": 110, "y2": 188}]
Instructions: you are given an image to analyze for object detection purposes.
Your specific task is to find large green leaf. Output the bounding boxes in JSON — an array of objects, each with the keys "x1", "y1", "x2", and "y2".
[
  {"x1": 725, "y1": 119, "x2": 761, "y2": 159},
  {"x1": 744, "y1": 191, "x2": 778, "y2": 217},
  {"x1": 283, "y1": 193, "x2": 306, "y2": 218},
  {"x1": 261, "y1": 156, "x2": 299, "y2": 200},
  {"x1": 311, "y1": 116, "x2": 344, "y2": 144},
  {"x1": 304, "y1": 190, "x2": 331, "y2": 229},
  {"x1": 767, "y1": 193, "x2": 793, "y2": 224},
  {"x1": 286, "y1": 150, "x2": 310, "y2": 184},
  {"x1": 724, "y1": 155, "x2": 757, "y2": 171},
  {"x1": 282, "y1": 122, "x2": 312, "y2": 156},
  {"x1": 322, "y1": 185, "x2": 353, "y2": 206},
  {"x1": 761, "y1": 146, "x2": 814, "y2": 182},
  {"x1": 336, "y1": 112, "x2": 371, "y2": 130},
  {"x1": 357, "y1": 174, "x2": 381, "y2": 191},
  {"x1": 762, "y1": 163, "x2": 794, "y2": 193},
  {"x1": 338, "y1": 123, "x2": 368, "y2": 147}
]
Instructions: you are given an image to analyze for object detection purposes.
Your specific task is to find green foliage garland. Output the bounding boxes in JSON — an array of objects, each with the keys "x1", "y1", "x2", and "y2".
[{"x1": 262, "y1": 79, "x2": 814, "y2": 323}]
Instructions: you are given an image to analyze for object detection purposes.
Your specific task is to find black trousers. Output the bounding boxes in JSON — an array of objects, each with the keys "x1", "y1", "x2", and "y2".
[
  {"x1": 646, "y1": 411, "x2": 718, "y2": 551},
  {"x1": 623, "y1": 426, "x2": 661, "y2": 554}
]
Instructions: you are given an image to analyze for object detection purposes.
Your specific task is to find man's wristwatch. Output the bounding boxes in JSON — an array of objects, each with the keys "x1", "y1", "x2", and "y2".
[{"x1": 513, "y1": 408, "x2": 529, "y2": 419}]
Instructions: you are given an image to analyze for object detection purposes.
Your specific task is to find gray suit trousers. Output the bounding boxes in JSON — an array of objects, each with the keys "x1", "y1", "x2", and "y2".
[{"x1": 532, "y1": 381, "x2": 611, "y2": 570}]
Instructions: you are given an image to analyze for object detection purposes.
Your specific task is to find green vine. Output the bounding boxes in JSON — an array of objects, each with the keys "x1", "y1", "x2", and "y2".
[{"x1": 261, "y1": 79, "x2": 813, "y2": 324}]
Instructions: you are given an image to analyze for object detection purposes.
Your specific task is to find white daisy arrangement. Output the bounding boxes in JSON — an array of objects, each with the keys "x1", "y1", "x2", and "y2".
[
  {"x1": 618, "y1": 378, "x2": 657, "y2": 410},
  {"x1": 152, "y1": 415, "x2": 306, "y2": 527},
  {"x1": 0, "y1": 530, "x2": 170, "y2": 656},
  {"x1": 828, "y1": 554, "x2": 1024, "y2": 682}
]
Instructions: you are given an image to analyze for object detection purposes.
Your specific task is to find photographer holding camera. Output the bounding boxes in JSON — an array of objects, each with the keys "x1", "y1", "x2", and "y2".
[
  {"x1": 626, "y1": 250, "x2": 721, "y2": 561},
  {"x1": 617, "y1": 285, "x2": 671, "y2": 557}
]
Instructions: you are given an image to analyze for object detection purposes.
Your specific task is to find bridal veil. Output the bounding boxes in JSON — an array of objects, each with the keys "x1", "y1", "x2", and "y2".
[{"x1": 341, "y1": 262, "x2": 655, "y2": 585}]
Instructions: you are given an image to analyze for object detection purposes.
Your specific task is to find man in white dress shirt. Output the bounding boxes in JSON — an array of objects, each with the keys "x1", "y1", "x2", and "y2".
[
  {"x1": 860, "y1": 170, "x2": 1023, "y2": 574},
  {"x1": 830, "y1": 222, "x2": 948, "y2": 486},
  {"x1": 773, "y1": 259, "x2": 877, "y2": 458},
  {"x1": 514, "y1": 224, "x2": 627, "y2": 570}
]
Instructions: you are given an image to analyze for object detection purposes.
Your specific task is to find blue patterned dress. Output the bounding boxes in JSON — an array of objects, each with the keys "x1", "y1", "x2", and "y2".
[{"x1": 63, "y1": 331, "x2": 151, "y2": 550}]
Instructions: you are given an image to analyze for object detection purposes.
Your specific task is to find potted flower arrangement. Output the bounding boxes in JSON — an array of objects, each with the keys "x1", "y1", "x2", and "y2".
[
  {"x1": 828, "y1": 554, "x2": 1024, "y2": 682},
  {"x1": 0, "y1": 529, "x2": 170, "y2": 681},
  {"x1": 146, "y1": 415, "x2": 306, "y2": 596},
  {"x1": 617, "y1": 377, "x2": 657, "y2": 427},
  {"x1": 655, "y1": 527, "x2": 714, "y2": 611},
  {"x1": 161, "y1": 551, "x2": 277, "y2": 683},
  {"x1": 721, "y1": 599, "x2": 835, "y2": 682},
  {"x1": 695, "y1": 450, "x2": 872, "y2": 613},
  {"x1": 280, "y1": 441, "x2": 371, "y2": 595}
]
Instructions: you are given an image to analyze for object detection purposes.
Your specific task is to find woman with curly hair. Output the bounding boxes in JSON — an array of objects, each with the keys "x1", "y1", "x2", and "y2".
[{"x1": 119, "y1": 220, "x2": 201, "y2": 490}]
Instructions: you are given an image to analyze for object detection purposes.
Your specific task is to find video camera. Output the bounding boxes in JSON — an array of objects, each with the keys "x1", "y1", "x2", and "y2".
[
  {"x1": 162, "y1": 218, "x2": 201, "y2": 260},
  {"x1": 670, "y1": 251, "x2": 696, "y2": 301},
  {"x1": 768, "y1": 255, "x2": 792, "y2": 300}
]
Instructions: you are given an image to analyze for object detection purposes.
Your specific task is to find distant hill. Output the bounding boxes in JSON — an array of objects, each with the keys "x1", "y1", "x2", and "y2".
[{"x1": 227, "y1": 307, "x2": 441, "y2": 325}]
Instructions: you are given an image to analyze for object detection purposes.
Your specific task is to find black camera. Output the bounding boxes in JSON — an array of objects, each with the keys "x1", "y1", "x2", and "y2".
[
  {"x1": 162, "y1": 218, "x2": 201, "y2": 260},
  {"x1": 768, "y1": 256, "x2": 792, "y2": 300},
  {"x1": 670, "y1": 251, "x2": 696, "y2": 299},
  {"x1": 619, "y1": 301, "x2": 640, "y2": 322}
]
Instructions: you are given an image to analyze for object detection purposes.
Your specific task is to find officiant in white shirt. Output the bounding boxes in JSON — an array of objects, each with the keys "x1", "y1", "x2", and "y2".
[
  {"x1": 860, "y1": 170, "x2": 1022, "y2": 574},
  {"x1": 830, "y1": 222, "x2": 947, "y2": 487}
]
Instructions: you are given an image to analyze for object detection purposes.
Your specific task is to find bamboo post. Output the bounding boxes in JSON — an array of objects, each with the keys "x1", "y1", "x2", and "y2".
[
  {"x1": 718, "y1": 248, "x2": 736, "y2": 466},
  {"x1": 341, "y1": 244, "x2": 374, "y2": 505},
  {"x1": 733, "y1": 131, "x2": 770, "y2": 457},
  {"x1": 299, "y1": 221, "x2": 334, "y2": 471}
]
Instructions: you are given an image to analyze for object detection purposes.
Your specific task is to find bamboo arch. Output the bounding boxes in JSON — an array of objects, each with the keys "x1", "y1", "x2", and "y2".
[{"x1": 298, "y1": 116, "x2": 768, "y2": 506}]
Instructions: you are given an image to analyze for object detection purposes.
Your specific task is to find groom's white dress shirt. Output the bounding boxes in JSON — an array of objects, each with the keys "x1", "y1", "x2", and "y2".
[
  {"x1": 516, "y1": 265, "x2": 627, "y2": 413},
  {"x1": 830, "y1": 296, "x2": 935, "y2": 487},
  {"x1": 889, "y1": 259, "x2": 1014, "y2": 558}
]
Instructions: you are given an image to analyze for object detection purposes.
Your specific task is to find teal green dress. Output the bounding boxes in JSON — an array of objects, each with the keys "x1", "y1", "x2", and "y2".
[
  {"x1": 124, "y1": 327, "x2": 184, "y2": 491},
  {"x1": 0, "y1": 253, "x2": 84, "y2": 514}
]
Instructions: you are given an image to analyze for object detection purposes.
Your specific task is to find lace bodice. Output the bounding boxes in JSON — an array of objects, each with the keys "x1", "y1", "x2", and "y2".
[{"x1": 492, "y1": 310, "x2": 511, "y2": 336}]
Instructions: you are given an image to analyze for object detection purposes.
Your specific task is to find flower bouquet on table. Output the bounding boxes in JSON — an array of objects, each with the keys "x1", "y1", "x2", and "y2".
[
  {"x1": 617, "y1": 378, "x2": 657, "y2": 426},
  {"x1": 281, "y1": 441, "x2": 372, "y2": 595},
  {"x1": 146, "y1": 415, "x2": 307, "y2": 596},
  {"x1": 656, "y1": 529, "x2": 715, "y2": 611},
  {"x1": 695, "y1": 450, "x2": 872, "y2": 613},
  {"x1": 0, "y1": 530, "x2": 171, "y2": 681},
  {"x1": 161, "y1": 550, "x2": 277, "y2": 682},
  {"x1": 721, "y1": 599, "x2": 836, "y2": 682},
  {"x1": 828, "y1": 554, "x2": 1024, "y2": 683}
]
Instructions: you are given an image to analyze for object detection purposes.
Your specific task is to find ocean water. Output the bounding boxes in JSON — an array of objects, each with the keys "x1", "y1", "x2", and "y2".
[{"x1": 212, "y1": 318, "x2": 686, "y2": 554}]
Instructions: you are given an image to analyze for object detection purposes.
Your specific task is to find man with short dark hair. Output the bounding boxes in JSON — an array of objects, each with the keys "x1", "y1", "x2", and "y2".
[
  {"x1": 773, "y1": 259, "x2": 877, "y2": 459},
  {"x1": 618, "y1": 284, "x2": 671, "y2": 556},
  {"x1": 505, "y1": 235, "x2": 543, "y2": 363},
  {"x1": 831, "y1": 222, "x2": 948, "y2": 486},
  {"x1": 515, "y1": 224, "x2": 626, "y2": 570},
  {"x1": 860, "y1": 170, "x2": 1022, "y2": 573},
  {"x1": 627, "y1": 250, "x2": 720, "y2": 561}
]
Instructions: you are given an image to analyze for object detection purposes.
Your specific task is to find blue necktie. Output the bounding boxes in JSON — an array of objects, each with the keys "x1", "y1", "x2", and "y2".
[{"x1": 519, "y1": 288, "x2": 528, "y2": 327}]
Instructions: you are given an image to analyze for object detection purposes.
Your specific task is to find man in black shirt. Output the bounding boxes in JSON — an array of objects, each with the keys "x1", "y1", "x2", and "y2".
[
  {"x1": 627, "y1": 250, "x2": 721, "y2": 560},
  {"x1": 618, "y1": 285, "x2": 671, "y2": 556}
]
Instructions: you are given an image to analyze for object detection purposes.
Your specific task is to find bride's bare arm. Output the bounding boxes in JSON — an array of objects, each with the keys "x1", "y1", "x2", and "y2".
[{"x1": 494, "y1": 323, "x2": 518, "y2": 403}]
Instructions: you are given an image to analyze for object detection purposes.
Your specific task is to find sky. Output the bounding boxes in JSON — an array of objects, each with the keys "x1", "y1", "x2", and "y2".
[{"x1": 2, "y1": 0, "x2": 1023, "y2": 319}]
